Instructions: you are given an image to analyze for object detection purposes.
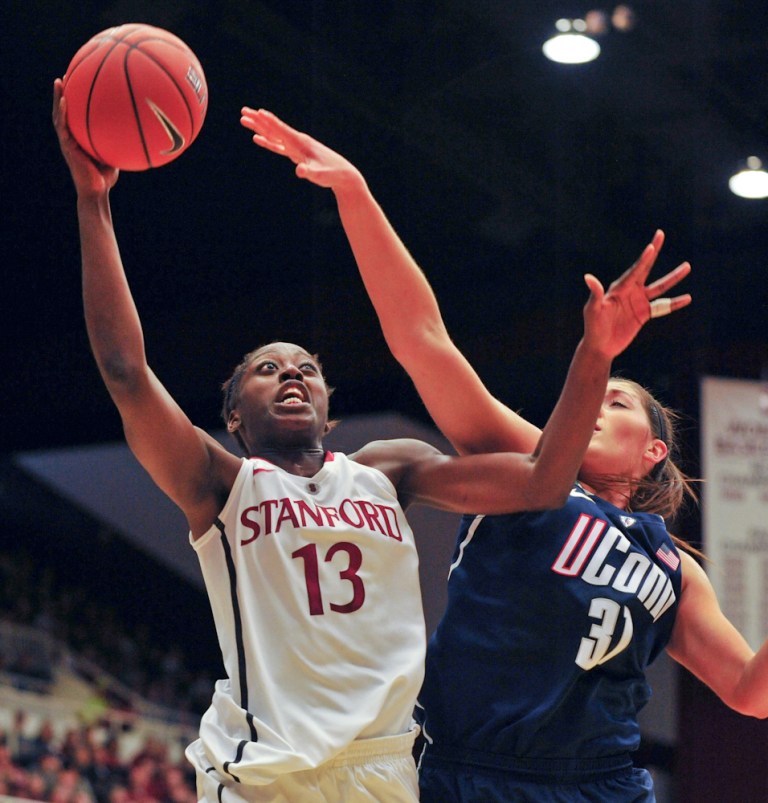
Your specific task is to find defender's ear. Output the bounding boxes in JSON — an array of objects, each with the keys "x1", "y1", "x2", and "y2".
[{"x1": 646, "y1": 438, "x2": 668, "y2": 472}]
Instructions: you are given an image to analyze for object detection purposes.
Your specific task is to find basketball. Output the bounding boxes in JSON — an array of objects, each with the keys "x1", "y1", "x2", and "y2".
[{"x1": 62, "y1": 24, "x2": 208, "y2": 171}]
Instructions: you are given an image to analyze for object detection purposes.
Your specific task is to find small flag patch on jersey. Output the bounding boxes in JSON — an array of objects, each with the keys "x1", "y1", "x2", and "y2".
[{"x1": 656, "y1": 543, "x2": 680, "y2": 571}]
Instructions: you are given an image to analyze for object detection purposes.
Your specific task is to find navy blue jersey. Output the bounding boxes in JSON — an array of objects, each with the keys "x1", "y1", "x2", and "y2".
[{"x1": 417, "y1": 483, "x2": 682, "y2": 774}]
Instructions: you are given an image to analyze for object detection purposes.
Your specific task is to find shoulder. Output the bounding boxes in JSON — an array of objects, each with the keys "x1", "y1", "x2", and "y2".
[
  {"x1": 350, "y1": 438, "x2": 443, "y2": 488},
  {"x1": 678, "y1": 549, "x2": 709, "y2": 591},
  {"x1": 350, "y1": 438, "x2": 441, "y2": 465}
]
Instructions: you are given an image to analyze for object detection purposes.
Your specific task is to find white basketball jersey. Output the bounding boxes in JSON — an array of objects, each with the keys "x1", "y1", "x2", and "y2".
[{"x1": 185, "y1": 452, "x2": 425, "y2": 787}]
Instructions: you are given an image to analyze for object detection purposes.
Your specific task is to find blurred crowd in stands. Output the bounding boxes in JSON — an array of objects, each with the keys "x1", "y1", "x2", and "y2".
[
  {"x1": 0, "y1": 550, "x2": 215, "y2": 717},
  {"x1": 0, "y1": 711, "x2": 197, "y2": 802},
  {"x1": 0, "y1": 541, "x2": 218, "y2": 801}
]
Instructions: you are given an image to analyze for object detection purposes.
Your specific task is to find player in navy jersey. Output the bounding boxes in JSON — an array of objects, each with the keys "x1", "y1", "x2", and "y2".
[
  {"x1": 244, "y1": 109, "x2": 768, "y2": 802},
  {"x1": 53, "y1": 80, "x2": 690, "y2": 803}
]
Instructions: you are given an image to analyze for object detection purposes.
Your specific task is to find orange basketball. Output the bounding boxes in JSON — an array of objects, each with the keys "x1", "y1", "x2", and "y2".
[{"x1": 63, "y1": 24, "x2": 208, "y2": 171}]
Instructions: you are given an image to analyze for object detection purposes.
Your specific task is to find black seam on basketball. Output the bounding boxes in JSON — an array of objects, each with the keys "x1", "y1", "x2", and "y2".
[
  {"x1": 84, "y1": 39, "x2": 125, "y2": 165},
  {"x1": 123, "y1": 47, "x2": 152, "y2": 169},
  {"x1": 69, "y1": 27, "x2": 149, "y2": 166},
  {"x1": 129, "y1": 41, "x2": 198, "y2": 137}
]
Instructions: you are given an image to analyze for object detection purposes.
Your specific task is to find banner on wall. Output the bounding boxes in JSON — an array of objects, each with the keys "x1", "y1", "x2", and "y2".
[{"x1": 701, "y1": 376, "x2": 768, "y2": 651}]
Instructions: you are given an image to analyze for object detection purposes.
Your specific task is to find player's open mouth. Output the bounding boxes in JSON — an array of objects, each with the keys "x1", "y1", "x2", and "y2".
[{"x1": 277, "y1": 386, "x2": 307, "y2": 406}]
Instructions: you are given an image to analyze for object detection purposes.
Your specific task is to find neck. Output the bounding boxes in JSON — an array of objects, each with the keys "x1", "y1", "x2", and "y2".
[
  {"x1": 578, "y1": 478, "x2": 631, "y2": 510},
  {"x1": 253, "y1": 446, "x2": 326, "y2": 477}
]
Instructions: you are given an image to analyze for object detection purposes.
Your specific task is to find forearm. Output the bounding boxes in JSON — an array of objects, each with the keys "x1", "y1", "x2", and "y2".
[
  {"x1": 334, "y1": 179, "x2": 541, "y2": 455},
  {"x1": 333, "y1": 179, "x2": 447, "y2": 363},
  {"x1": 78, "y1": 191, "x2": 148, "y2": 388},
  {"x1": 526, "y1": 339, "x2": 611, "y2": 506}
]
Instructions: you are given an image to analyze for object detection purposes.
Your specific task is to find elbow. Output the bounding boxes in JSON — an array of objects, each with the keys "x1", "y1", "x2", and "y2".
[
  {"x1": 725, "y1": 684, "x2": 768, "y2": 719},
  {"x1": 98, "y1": 352, "x2": 148, "y2": 393},
  {"x1": 387, "y1": 320, "x2": 447, "y2": 366},
  {"x1": 729, "y1": 696, "x2": 768, "y2": 720},
  {"x1": 731, "y1": 704, "x2": 768, "y2": 720}
]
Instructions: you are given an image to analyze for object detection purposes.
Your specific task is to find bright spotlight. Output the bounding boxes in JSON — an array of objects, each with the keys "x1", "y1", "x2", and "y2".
[
  {"x1": 729, "y1": 156, "x2": 768, "y2": 199},
  {"x1": 543, "y1": 32, "x2": 601, "y2": 64},
  {"x1": 543, "y1": 20, "x2": 601, "y2": 64}
]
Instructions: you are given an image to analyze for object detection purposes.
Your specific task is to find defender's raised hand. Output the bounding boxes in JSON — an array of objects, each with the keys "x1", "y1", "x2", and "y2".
[
  {"x1": 581, "y1": 230, "x2": 691, "y2": 360},
  {"x1": 240, "y1": 107, "x2": 362, "y2": 191}
]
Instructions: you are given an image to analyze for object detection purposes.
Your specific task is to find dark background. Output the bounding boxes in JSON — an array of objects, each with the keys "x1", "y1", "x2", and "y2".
[
  {"x1": 4, "y1": 0, "x2": 768, "y2": 460},
  {"x1": 2, "y1": 3, "x2": 768, "y2": 798}
]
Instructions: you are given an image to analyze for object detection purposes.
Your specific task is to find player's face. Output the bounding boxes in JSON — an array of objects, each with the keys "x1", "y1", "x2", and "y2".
[
  {"x1": 581, "y1": 380, "x2": 660, "y2": 481},
  {"x1": 228, "y1": 343, "x2": 330, "y2": 451}
]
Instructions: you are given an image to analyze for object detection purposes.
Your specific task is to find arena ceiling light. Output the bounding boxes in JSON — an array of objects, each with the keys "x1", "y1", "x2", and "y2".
[
  {"x1": 542, "y1": 7, "x2": 635, "y2": 65},
  {"x1": 729, "y1": 156, "x2": 768, "y2": 199},
  {"x1": 542, "y1": 19, "x2": 601, "y2": 64}
]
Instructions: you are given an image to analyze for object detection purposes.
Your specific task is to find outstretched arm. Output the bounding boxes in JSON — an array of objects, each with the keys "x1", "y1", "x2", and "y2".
[
  {"x1": 240, "y1": 110, "x2": 690, "y2": 463},
  {"x1": 667, "y1": 552, "x2": 768, "y2": 718},
  {"x1": 240, "y1": 107, "x2": 541, "y2": 456},
  {"x1": 53, "y1": 79, "x2": 236, "y2": 536},
  {"x1": 355, "y1": 240, "x2": 691, "y2": 511}
]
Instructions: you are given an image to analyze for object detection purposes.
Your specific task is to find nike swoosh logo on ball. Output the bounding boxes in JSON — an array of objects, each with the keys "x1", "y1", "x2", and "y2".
[{"x1": 146, "y1": 99, "x2": 185, "y2": 153}]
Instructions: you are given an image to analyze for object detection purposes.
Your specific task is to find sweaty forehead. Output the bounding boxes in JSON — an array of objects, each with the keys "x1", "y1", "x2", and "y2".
[{"x1": 251, "y1": 342, "x2": 315, "y2": 362}]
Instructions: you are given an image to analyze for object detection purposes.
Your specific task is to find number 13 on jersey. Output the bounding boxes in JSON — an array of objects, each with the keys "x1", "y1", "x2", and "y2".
[{"x1": 292, "y1": 541, "x2": 366, "y2": 615}]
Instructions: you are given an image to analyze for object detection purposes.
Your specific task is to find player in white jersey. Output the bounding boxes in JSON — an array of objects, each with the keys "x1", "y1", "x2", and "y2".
[
  {"x1": 54, "y1": 79, "x2": 686, "y2": 802},
  {"x1": 186, "y1": 451, "x2": 427, "y2": 793}
]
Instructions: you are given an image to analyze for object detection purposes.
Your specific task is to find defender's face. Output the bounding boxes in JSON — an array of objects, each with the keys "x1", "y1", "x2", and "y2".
[
  {"x1": 581, "y1": 381, "x2": 657, "y2": 481},
  {"x1": 229, "y1": 343, "x2": 330, "y2": 451}
]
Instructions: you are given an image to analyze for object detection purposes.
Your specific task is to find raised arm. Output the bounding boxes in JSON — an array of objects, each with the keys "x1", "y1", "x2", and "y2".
[
  {"x1": 240, "y1": 107, "x2": 541, "y2": 456},
  {"x1": 355, "y1": 243, "x2": 691, "y2": 512},
  {"x1": 53, "y1": 79, "x2": 237, "y2": 536},
  {"x1": 240, "y1": 111, "x2": 693, "y2": 463},
  {"x1": 667, "y1": 552, "x2": 768, "y2": 718}
]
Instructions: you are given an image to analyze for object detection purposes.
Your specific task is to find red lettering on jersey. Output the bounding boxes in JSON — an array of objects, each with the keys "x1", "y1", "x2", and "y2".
[
  {"x1": 240, "y1": 506, "x2": 261, "y2": 545},
  {"x1": 339, "y1": 499, "x2": 365, "y2": 528},
  {"x1": 259, "y1": 499, "x2": 278, "y2": 536},
  {"x1": 275, "y1": 498, "x2": 300, "y2": 532},
  {"x1": 240, "y1": 497, "x2": 406, "y2": 546},
  {"x1": 376, "y1": 504, "x2": 403, "y2": 541},
  {"x1": 318, "y1": 506, "x2": 341, "y2": 527},
  {"x1": 357, "y1": 500, "x2": 385, "y2": 535},
  {"x1": 296, "y1": 500, "x2": 324, "y2": 528},
  {"x1": 552, "y1": 514, "x2": 607, "y2": 576}
]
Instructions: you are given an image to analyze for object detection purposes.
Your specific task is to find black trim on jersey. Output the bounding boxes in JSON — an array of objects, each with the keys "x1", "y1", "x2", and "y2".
[
  {"x1": 222, "y1": 764, "x2": 241, "y2": 784},
  {"x1": 224, "y1": 742, "x2": 248, "y2": 783},
  {"x1": 203, "y1": 765, "x2": 231, "y2": 799},
  {"x1": 215, "y1": 517, "x2": 259, "y2": 747}
]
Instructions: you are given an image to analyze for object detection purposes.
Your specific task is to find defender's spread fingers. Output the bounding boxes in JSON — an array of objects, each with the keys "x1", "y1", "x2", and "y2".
[{"x1": 645, "y1": 262, "x2": 691, "y2": 298}]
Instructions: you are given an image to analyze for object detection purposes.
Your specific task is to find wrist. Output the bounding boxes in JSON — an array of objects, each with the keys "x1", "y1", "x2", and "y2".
[
  {"x1": 575, "y1": 338, "x2": 614, "y2": 368},
  {"x1": 332, "y1": 168, "x2": 368, "y2": 201}
]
